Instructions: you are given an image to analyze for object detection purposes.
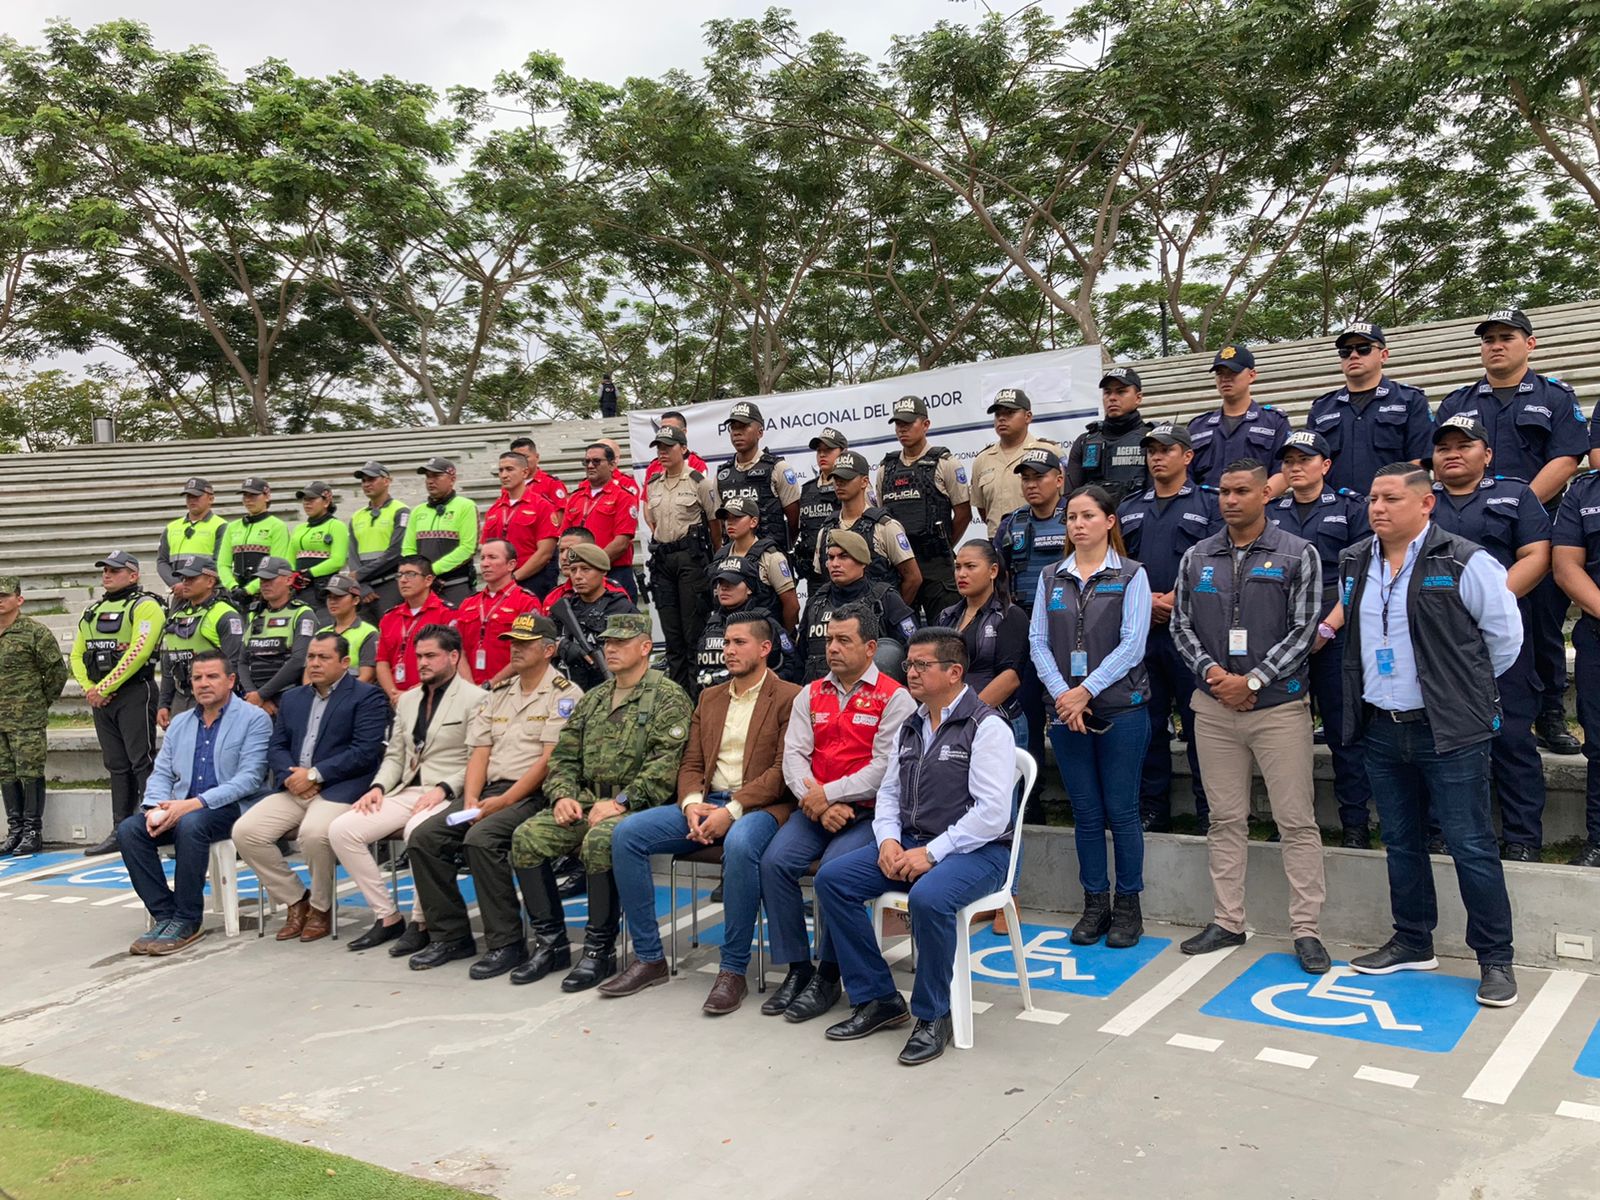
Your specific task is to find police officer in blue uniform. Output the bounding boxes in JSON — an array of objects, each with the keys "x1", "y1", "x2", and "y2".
[
  {"x1": 1268, "y1": 430, "x2": 1373, "y2": 847},
  {"x1": 994, "y1": 447, "x2": 1068, "y2": 780},
  {"x1": 1188, "y1": 344, "x2": 1292, "y2": 491},
  {"x1": 1428, "y1": 416, "x2": 1552, "y2": 861},
  {"x1": 1552, "y1": 469, "x2": 1600, "y2": 866},
  {"x1": 1437, "y1": 308, "x2": 1586, "y2": 755},
  {"x1": 1117, "y1": 423, "x2": 1221, "y2": 832},
  {"x1": 1305, "y1": 322, "x2": 1432, "y2": 496}
]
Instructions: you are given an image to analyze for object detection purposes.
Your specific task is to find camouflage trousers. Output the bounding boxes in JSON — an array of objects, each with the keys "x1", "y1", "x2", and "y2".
[
  {"x1": 0, "y1": 728, "x2": 46, "y2": 780},
  {"x1": 510, "y1": 808, "x2": 626, "y2": 874}
]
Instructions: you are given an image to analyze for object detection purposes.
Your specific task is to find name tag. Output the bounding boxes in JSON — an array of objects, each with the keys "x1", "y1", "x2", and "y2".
[
  {"x1": 851, "y1": 713, "x2": 880, "y2": 727},
  {"x1": 1070, "y1": 650, "x2": 1089, "y2": 677},
  {"x1": 1376, "y1": 647, "x2": 1396, "y2": 677},
  {"x1": 1228, "y1": 628, "x2": 1249, "y2": 656},
  {"x1": 475, "y1": 648, "x2": 487, "y2": 672},
  {"x1": 395, "y1": 662, "x2": 407, "y2": 684}
]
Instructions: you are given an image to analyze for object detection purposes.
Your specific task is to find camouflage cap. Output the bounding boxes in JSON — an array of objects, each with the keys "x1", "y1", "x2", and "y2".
[
  {"x1": 567, "y1": 542, "x2": 612, "y2": 571},
  {"x1": 253, "y1": 556, "x2": 297, "y2": 581},
  {"x1": 0, "y1": 576, "x2": 20, "y2": 595},
  {"x1": 501, "y1": 612, "x2": 559, "y2": 642},
  {"x1": 598, "y1": 613, "x2": 652, "y2": 641}
]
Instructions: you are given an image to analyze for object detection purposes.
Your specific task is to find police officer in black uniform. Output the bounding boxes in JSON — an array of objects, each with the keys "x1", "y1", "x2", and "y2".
[
  {"x1": 1438, "y1": 308, "x2": 1586, "y2": 755},
  {"x1": 549, "y1": 542, "x2": 639, "y2": 691},
  {"x1": 1430, "y1": 416, "x2": 1552, "y2": 861},
  {"x1": 1188, "y1": 344, "x2": 1293, "y2": 490},
  {"x1": 795, "y1": 530, "x2": 918, "y2": 684},
  {"x1": 692, "y1": 559, "x2": 799, "y2": 694},
  {"x1": 1268, "y1": 430, "x2": 1373, "y2": 847},
  {"x1": 795, "y1": 428, "x2": 849, "y2": 594},
  {"x1": 1117, "y1": 424, "x2": 1221, "y2": 832},
  {"x1": 706, "y1": 497, "x2": 800, "y2": 634},
  {"x1": 1064, "y1": 367, "x2": 1154, "y2": 506},
  {"x1": 878, "y1": 395, "x2": 972, "y2": 622},
  {"x1": 1305, "y1": 322, "x2": 1432, "y2": 496},
  {"x1": 717, "y1": 400, "x2": 801, "y2": 556}
]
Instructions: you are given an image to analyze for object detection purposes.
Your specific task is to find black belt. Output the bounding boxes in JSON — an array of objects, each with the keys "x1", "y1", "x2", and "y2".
[
  {"x1": 653, "y1": 533, "x2": 706, "y2": 554},
  {"x1": 1368, "y1": 704, "x2": 1428, "y2": 724}
]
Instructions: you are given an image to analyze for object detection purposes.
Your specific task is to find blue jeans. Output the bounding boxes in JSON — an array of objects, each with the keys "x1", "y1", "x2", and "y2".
[
  {"x1": 1362, "y1": 717, "x2": 1513, "y2": 965},
  {"x1": 610, "y1": 804, "x2": 779, "y2": 974},
  {"x1": 1050, "y1": 707, "x2": 1149, "y2": 895},
  {"x1": 759, "y1": 809, "x2": 876, "y2": 965},
  {"x1": 816, "y1": 837, "x2": 1010, "y2": 1019},
  {"x1": 117, "y1": 803, "x2": 242, "y2": 925},
  {"x1": 1140, "y1": 627, "x2": 1208, "y2": 824}
]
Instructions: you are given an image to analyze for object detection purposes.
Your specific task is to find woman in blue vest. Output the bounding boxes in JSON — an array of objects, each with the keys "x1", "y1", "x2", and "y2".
[
  {"x1": 939, "y1": 540, "x2": 1029, "y2": 746},
  {"x1": 1031, "y1": 485, "x2": 1153, "y2": 948}
]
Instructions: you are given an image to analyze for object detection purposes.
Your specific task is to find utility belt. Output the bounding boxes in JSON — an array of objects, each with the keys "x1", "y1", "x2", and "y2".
[
  {"x1": 86, "y1": 647, "x2": 155, "y2": 685},
  {"x1": 651, "y1": 527, "x2": 711, "y2": 558}
]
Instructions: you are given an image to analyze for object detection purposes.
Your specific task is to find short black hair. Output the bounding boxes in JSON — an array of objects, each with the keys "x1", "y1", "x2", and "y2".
[
  {"x1": 498, "y1": 450, "x2": 529, "y2": 466},
  {"x1": 726, "y1": 610, "x2": 774, "y2": 645},
  {"x1": 661, "y1": 410, "x2": 688, "y2": 424},
  {"x1": 827, "y1": 602, "x2": 879, "y2": 643},
  {"x1": 415, "y1": 624, "x2": 461, "y2": 654},
  {"x1": 399, "y1": 554, "x2": 434, "y2": 576},
  {"x1": 510, "y1": 437, "x2": 536, "y2": 452},
  {"x1": 190, "y1": 648, "x2": 232, "y2": 675},
  {"x1": 561, "y1": 526, "x2": 596, "y2": 544},
  {"x1": 909, "y1": 626, "x2": 968, "y2": 674},
  {"x1": 1373, "y1": 462, "x2": 1431, "y2": 490},
  {"x1": 480, "y1": 537, "x2": 519, "y2": 561},
  {"x1": 587, "y1": 442, "x2": 616, "y2": 462},
  {"x1": 310, "y1": 631, "x2": 351, "y2": 659},
  {"x1": 1221, "y1": 458, "x2": 1269, "y2": 483}
]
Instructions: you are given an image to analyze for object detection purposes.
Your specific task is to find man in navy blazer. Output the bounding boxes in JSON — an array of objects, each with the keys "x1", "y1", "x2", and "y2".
[
  {"x1": 118, "y1": 649, "x2": 271, "y2": 956},
  {"x1": 234, "y1": 632, "x2": 389, "y2": 942}
]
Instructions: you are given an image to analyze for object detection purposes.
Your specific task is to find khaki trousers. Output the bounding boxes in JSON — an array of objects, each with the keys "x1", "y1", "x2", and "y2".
[
  {"x1": 1190, "y1": 692, "x2": 1325, "y2": 937},
  {"x1": 327, "y1": 788, "x2": 447, "y2": 922},
  {"x1": 233, "y1": 791, "x2": 348, "y2": 911}
]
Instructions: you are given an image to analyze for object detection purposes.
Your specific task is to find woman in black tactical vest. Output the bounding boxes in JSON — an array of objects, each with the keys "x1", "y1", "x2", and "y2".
[
  {"x1": 939, "y1": 541, "x2": 1029, "y2": 745},
  {"x1": 1030, "y1": 486, "x2": 1153, "y2": 949}
]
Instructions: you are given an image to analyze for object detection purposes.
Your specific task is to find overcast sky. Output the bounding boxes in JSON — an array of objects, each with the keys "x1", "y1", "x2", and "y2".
[{"x1": 3, "y1": 1, "x2": 1019, "y2": 94}]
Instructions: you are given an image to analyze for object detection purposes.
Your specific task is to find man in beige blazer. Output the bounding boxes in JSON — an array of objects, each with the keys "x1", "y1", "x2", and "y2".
[
  {"x1": 326, "y1": 625, "x2": 484, "y2": 964},
  {"x1": 599, "y1": 611, "x2": 801, "y2": 1014}
]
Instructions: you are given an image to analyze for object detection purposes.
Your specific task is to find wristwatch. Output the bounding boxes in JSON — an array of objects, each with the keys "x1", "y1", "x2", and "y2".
[
  {"x1": 1317, "y1": 621, "x2": 1337, "y2": 641},
  {"x1": 615, "y1": 792, "x2": 631, "y2": 811},
  {"x1": 1246, "y1": 675, "x2": 1262, "y2": 693}
]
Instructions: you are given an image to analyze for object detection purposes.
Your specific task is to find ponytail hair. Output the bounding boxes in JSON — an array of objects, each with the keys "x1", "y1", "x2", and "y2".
[
  {"x1": 956, "y1": 537, "x2": 1010, "y2": 606},
  {"x1": 1068, "y1": 485, "x2": 1127, "y2": 557}
]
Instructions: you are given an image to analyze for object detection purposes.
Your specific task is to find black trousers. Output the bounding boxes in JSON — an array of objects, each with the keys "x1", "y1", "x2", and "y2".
[
  {"x1": 92, "y1": 675, "x2": 158, "y2": 822},
  {"x1": 911, "y1": 554, "x2": 959, "y2": 625},
  {"x1": 652, "y1": 545, "x2": 710, "y2": 691},
  {"x1": 407, "y1": 786, "x2": 539, "y2": 947},
  {"x1": 1139, "y1": 627, "x2": 1209, "y2": 825}
]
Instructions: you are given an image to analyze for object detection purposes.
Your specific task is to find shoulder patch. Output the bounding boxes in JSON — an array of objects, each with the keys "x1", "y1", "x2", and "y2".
[
  {"x1": 668, "y1": 724, "x2": 686, "y2": 740},
  {"x1": 955, "y1": 466, "x2": 968, "y2": 484},
  {"x1": 896, "y1": 533, "x2": 912, "y2": 553},
  {"x1": 783, "y1": 468, "x2": 798, "y2": 486},
  {"x1": 556, "y1": 696, "x2": 576, "y2": 717},
  {"x1": 552, "y1": 675, "x2": 570, "y2": 689}
]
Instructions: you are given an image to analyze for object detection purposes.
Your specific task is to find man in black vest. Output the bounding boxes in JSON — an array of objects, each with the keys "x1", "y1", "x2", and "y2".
[
  {"x1": 1171, "y1": 458, "x2": 1329, "y2": 974},
  {"x1": 1327, "y1": 464, "x2": 1522, "y2": 1007},
  {"x1": 879, "y1": 396, "x2": 972, "y2": 622},
  {"x1": 1065, "y1": 367, "x2": 1154, "y2": 506},
  {"x1": 716, "y1": 401, "x2": 801, "y2": 555},
  {"x1": 813, "y1": 627, "x2": 1016, "y2": 1064}
]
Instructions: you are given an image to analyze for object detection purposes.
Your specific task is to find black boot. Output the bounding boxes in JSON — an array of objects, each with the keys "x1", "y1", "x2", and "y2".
[
  {"x1": 14, "y1": 779, "x2": 46, "y2": 857},
  {"x1": 1071, "y1": 891, "x2": 1112, "y2": 945},
  {"x1": 1106, "y1": 893, "x2": 1143, "y2": 949},
  {"x1": 84, "y1": 773, "x2": 135, "y2": 857},
  {"x1": 509, "y1": 864, "x2": 571, "y2": 985},
  {"x1": 561, "y1": 871, "x2": 619, "y2": 992},
  {"x1": 554, "y1": 852, "x2": 587, "y2": 899},
  {"x1": 0, "y1": 781, "x2": 23, "y2": 856}
]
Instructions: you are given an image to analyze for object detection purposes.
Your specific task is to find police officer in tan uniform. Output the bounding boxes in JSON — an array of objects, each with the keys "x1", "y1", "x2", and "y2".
[
  {"x1": 644, "y1": 425, "x2": 721, "y2": 691},
  {"x1": 970, "y1": 388, "x2": 1062, "y2": 537},
  {"x1": 814, "y1": 453, "x2": 922, "y2": 605}
]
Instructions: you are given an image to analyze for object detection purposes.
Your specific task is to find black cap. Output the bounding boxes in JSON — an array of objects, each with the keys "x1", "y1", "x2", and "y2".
[
  {"x1": 890, "y1": 395, "x2": 928, "y2": 423},
  {"x1": 725, "y1": 400, "x2": 764, "y2": 426},
  {"x1": 1099, "y1": 367, "x2": 1143, "y2": 390},
  {"x1": 988, "y1": 387, "x2": 1032, "y2": 413},
  {"x1": 417, "y1": 456, "x2": 456, "y2": 474},
  {"x1": 94, "y1": 550, "x2": 140, "y2": 571},
  {"x1": 1211, "y1": 344, "x2": 1256, "y2": 373},
  {"x1": 1281, "y1": 430, "x2": 1331, "y2": 459},
  {"x1": 500, "y1": 612, "x2": 560, "y2": 642},
  {"x1": 181, "y1": 477, "x2": 214, "y2": 497},
  {"x1": 1474, "y1": 308, "x2": 1534, "y2": 337},
  {"x1": 716, "y1": 496, "x2": 761, "y2": 521},
  {"x1": 710, "y1": 556, "x2": 760, "y2": 585},
  {"x1": 651, "y1": 425, "x2": 688, "y2": 448},
  {"x1": 1335, "y1": 321, "x2": 1386, "y2": 347},
  {"x1": 239, "y1": 477, "x2": 269, "y2": 495},
  {"x1": 170, "y1": 554, "x2": 218, "y2": 579},
  {"x1": 353, "y1": 460, "x2": 391, "y2": 479},
  {"x1": 1140, "y1": 423, "x2": 1192, "y2": 449},
  {"x1": 829, "y1": 451, "x2": 871, "y2": 480},
  {"x1": 1433, "y1": 415, "x2": 1491, "y2": 445},
  {"x1": 809, "y1": 427, "x2": 848, "y2": 450},
  {"x1": 253, "y1": 556, "x2": 297, "y2": 581},
  {"x1": 296, "y1": 481, "x2": 333, "y2": 500},
  {"x1": 1013, "y1": 447, "x2": 1062, "y2": 475}
]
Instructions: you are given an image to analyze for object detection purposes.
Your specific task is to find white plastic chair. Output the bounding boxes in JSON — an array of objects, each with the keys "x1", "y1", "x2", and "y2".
[
  {"x1": 147, "y1": 837, "x2": 241, "y2": 937},
  {"x1": 868, "y1": 747, "x2": 1038, "y2": 1050}
]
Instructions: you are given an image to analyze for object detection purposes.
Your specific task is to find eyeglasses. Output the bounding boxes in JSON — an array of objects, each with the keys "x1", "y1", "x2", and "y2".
[
  {"x1": 583, "y1": 457, "x2": 607, "y2": 466},
  {"x1": 396, "y1": 570, "x2": 428, "y2": 580},
  {"x1": 1337, "y1": 344, "x2": 1378, "y2": 359},
  {"x1": 904, "y1": 658, "x2": 956, "y2": 674}
]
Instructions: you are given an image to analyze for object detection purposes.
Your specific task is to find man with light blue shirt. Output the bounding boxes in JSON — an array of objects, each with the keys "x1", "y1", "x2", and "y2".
[
  {"x1": 813, "y1": 627, "x2": 1017, "y2": 1066},
  {"x1": 116, "y1": 649, "x2": 271, "y2": 956},
  {"x1": 1325, "y1": 463, "x2": 1522, "y2": 1007}
]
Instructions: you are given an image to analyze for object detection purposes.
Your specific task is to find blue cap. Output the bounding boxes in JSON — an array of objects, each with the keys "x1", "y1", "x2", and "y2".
[
  {"x1": 1281, "y1": 430, "x2": 1331, "y2": 459},
  {"x1": 1210, "y1": 344, "x2": 1255, "y2": 373},
  {"x1": 1335, "y1": 322, "x2": 1386, "y2": 347}
]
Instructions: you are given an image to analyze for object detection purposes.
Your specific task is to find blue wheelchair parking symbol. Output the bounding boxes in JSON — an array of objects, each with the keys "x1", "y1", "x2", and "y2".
[
  {"x1": 966, "y1": 924, "x2": 1170, "y2": 997},
  {"x1": 1201, "y1": 953, "x2": 1481, "y2": 1053},
  {"x1": 1575, "y1": 1020, "x2": 1600, "y2": 1079}
]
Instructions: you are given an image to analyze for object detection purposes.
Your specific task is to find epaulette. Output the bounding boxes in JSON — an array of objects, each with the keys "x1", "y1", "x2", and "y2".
[{"x1": 552, "y1": 674, "x2": 572, "y2": 689}]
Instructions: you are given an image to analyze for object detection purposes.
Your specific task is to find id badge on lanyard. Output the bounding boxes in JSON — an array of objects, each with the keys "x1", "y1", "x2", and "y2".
[
  {"x1": 1070, "y1": 650, "x2": 1089, "y2": 677},
  {"x1": 394, "y1": 660, "x2": 407, "y2": 684},
  {"x1": 1375, "y1": 647, "x2": 1396, "y2": 677},
  {"x1": 1228, "y1": 628, "x2": 1249, "y2": 656},
  {"x1": 475, "y1": 648, "x2": 488, "y2": 672}
]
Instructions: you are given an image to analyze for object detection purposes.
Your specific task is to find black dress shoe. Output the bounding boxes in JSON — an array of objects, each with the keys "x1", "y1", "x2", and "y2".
[
  {"x1": 82, "y1": 832, "x2": 120, "y2": 857},
  {"x1": 348, "y1": 919, "x2": 406, "y2": 951},
  {"x1": 824, "y1": 995, "x2": 911, "y2": 1041},
  {"x1": 1180, "y1": 923, "x2": 1246, "y2": 955},
  {"x1": 761, "y1": 964, "x2": 814, "y2": 1016},
  {"x1": 1294, "y1": 937, "x2": 1332, "y2": 974},
  {"x1": 469, "y1": 942, "x2": 529, "y2": 980},
  {"x1": 408, "y1": 936, "x2": 476, "y2": 970},
  {"x1": 898, "y1": 1015, "x2": 953, "y2": 1065},
  {"x1": 1349, "y1": 938, "x2": 1437, "y2": 975},
  {"x1": 510, "y1": 934, "x2": 572, "y2": 985},
  {"x1": 783, "y1": 972, "x2": 842, "y2": 1023},
  {"x1": 708, "y1": 881, "x2": 724, "y2": 904},
  {"x1": 1500, "y1": 842, "x2": 1539, "y2": 863},
  {"x1": 389, "y1": 922, "x2": 431, "y2": 957},
  {"x1": 1536, "y1": 715, "x2": 1582, "y2": 755},
  {"x1": 1568, "y1": 841, "x2": 1600, "y2": 868},
  {"x1": 1341, "y1": 826, "x2": 1371, "y2": 850}
]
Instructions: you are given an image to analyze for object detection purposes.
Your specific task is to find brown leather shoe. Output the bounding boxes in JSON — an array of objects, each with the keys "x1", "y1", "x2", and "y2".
[
  {"x1": 299, "y1": 907, "x2": 332, "y2": 942},
  {"x1": 702, "y1": 970, "x2": 748, "y2": 1016},
  {"x1": 275, "y1": 895, "x2": 311, "y2": 941},
  {"x1": 597, "y1": 957, "x2": 669, "y2": 998}
]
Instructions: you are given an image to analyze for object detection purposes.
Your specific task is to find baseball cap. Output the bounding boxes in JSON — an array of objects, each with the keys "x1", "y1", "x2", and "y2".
[
  {"x1": 716, "y1": 496, "x2": 761, "y2": 522},
  {"x1": 829, "y1": 451, "x2": 871, "y2": 481},
  {"x1": 353, "y1": 461, "x2": 391, "y2": 479},
  {"x1": 417, "y1": 456, "x2": 456, "y2": 475},
  {"x1": 296, "y1": 481, "x2": 333, "y2": 500},
  {"x1": 1433, "y1": 415, "x2": 1491, "y2": 445},
  {"x1": 1335, "y1": 321, "x2": 1387, "y2": 347},
  {"x1": 725, "y1": 400, "x2": 764, "y2": 426},
  {"x1": 323, "y1": 573, "x2": 363, "y2": 597},
  {"x1": 1013, "y1": 447, "x2": 1062, "y2": 475},
  {"x1": 809, "y1": 427, "x2": 848, "y2": 450},
  {"x1": 890, "y1": 395, "x2": 928, "y2": 423},
  {"x1": 826, "y1": 529, "x2": 873, "y2": 565},
  {"x1": 171, "y1": 554, "x2": 219, "y2": 579},
  {"x1": 239, "y1": 477, "x2": 269, "y2": 495},
  {"x1": 501, "y1": 612, "x2": 559, "y2": 642},
  {"x1": 181, "y1": 477, "x2": 214, "y2": 496},
  {"x1": 567, "y1": 543, "x2": 612, "y2": 571},
  {"x1": 94, "y1": 550, "x2": 140, "y2": 570},
  {"x1": 1210, "y1": 344, "x2": 1256, "y2": 373},
  {"x1": 599, "y1": 613, "x2": 652, "y2": 641},
  {"x1": 0, "y1": 576, "x2": 21, "y2": 595},
  {"x1": 1474, "y1": 308, "x2": 1534, "y2": 337},
  {"x1": 1281, "y1": 430, "x2": 1331, "y2": 459},
  {"x1": 1099, "y1": 367, "x2": 1143, "y2": 390},
  {"x1": 651, "y1": 425, "x2": 688, "y2": 448},
  {"x1": 253, "y1": 557, "x2": 297, "y2": 581},
  {"x1": 1141, "y1": 423, "x2": 1192, "y2": 449},
  {"x1": 988, "y1": 387, "x2": 1032, "y2": 413},
  {"x1": 710, "y1": 556, "x2": 759, "y2": 585}
]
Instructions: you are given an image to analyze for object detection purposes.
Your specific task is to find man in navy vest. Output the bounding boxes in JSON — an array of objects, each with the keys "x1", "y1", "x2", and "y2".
[
  {"x1": 813, "y1": 626, "x2": 1017, "y2": 1065},
  {"x1": 1325, "y1": 464, "x2": 1522, "y2": 1007}
]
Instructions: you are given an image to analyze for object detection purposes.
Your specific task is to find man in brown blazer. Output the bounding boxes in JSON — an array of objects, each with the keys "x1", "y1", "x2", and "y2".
[{"x1": 600, "y1": 611, "x2": 800, "y2": 1013}]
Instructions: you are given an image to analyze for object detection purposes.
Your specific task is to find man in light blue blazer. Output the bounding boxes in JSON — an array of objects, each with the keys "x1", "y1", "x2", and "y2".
[{"x1": 117, "y1": 648, "x2": 270, "y2": 956}]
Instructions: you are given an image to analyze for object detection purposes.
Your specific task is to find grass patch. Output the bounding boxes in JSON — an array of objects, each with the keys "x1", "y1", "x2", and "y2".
[
  {"x1": 0, "y1": 1066, "x2": 485, "y2": 1199},
  {"x1": 47, "y1": 711, "x2": 93, "y2": 728}
]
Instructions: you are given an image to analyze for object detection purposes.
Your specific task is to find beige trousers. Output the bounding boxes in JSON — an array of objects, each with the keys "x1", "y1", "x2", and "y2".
[
  {"x1": 233, "y1": 791, "x2": 348, "y2": 911},
  {"x1": 327, "y1": 788, "x2": 446, "y2": 922},
  {"x1": 1190, "y1": 692, "x2": 1325, "y2": 938}
]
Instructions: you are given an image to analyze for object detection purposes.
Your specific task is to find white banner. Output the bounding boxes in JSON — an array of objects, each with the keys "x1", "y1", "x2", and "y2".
[{"x1": 626, "y1": 346, "x2": 1105, "y2": 506}]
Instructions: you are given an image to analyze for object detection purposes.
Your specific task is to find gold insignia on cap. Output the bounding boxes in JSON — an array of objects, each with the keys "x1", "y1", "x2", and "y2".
[{"x1": 1220, "y1": 346, "x2": 1237, "y2": 360}]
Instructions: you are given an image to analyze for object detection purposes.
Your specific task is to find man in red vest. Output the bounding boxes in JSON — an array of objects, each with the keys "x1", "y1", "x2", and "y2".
[{"x1": 762, "y1": 602, "x2": 915, "y2": 1025}]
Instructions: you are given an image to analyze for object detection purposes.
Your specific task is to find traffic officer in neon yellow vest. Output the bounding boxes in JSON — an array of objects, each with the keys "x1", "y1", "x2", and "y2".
[
  {"x1": 217, "y1": 478, "x2": 290, "y2": 601},
  {"x1": 288, "y1": 480, "x2": 350, "y2": 615},
  {"x1": 240, "y1": 558, "x2": 317, "y2": 716},
  {"x1": 350, "y1": 460, "x2": 410, "y2": 624},
  {"x1": 404, "y1": 457, "x2": 479, "y2": 606},
  {"x1": 157, "y1": 554, "x2": 246, "y2": 730},
  {"x1": 156, "y1": 477, "x2": 227, "y2": 590}
]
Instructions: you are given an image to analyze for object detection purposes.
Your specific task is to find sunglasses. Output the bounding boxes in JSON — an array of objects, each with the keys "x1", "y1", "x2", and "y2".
[
  {"x1": 1337, "y1": 344, "x2": 1379, "y2": 359},
  {"x1": 583, "y1": 457, "x2": 607, "y2": 466}
]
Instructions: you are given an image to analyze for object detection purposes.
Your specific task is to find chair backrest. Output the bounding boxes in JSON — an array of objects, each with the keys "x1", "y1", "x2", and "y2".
[{"x1": 1001, "y1": 748, "x2": 1039, "y2": 895}]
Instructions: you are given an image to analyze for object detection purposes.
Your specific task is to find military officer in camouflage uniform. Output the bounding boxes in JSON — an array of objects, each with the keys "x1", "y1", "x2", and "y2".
[
  {"x1": 509, "y1": 613, "x2": 692, "y2": 992},
  {"x1": 0, "y1": 577, "x2": 69, "y2": 856}
]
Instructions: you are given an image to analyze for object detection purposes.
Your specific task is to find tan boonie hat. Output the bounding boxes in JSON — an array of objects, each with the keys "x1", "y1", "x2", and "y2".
[
  {"x1": 567, "y1": 543, "x2": 611, "y2": 571},
  {"x1": 826, "y1": 529, "x2": 872, "y2": 565}
]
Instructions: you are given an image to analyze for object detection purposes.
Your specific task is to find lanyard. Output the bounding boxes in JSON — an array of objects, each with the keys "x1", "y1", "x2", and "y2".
[
  {"x1": 476, "y1": 585, "x2": 519, "y2": 638},
  {"x1": 1377, "y1": 543, "x2": 1418, "y2": 643},
  {"x1": 398, "y1": 607, "x2": 431, "y2": 652}
]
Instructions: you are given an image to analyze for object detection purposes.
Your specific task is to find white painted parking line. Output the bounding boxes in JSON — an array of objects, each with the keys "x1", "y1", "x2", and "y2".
[
  {"x1": 1355, "y1": 1066, "x2": 1418, "y2": 1089},
  {"x1": 1167, "y1": 1033, "x2": 1222, "y2": 1052},
  {"x1": 15, "y1": 893, "x2": 47, "y2": 901},
  {"x1": 1256, "y1": 1048, "x2": 1316, "y2": 1069},
  {"x1": 1556, "y1": 1101, "x2": 1600, "y2": 1123},
  {"x1": 123, "y1": 899, "x2": 147, "y2": 909},
  {"x1": 970, "y1": 1000, "x2": 993, "y2": 1015},
  {"x1": 1463, "y1": 971, "x2": 1586, "y2": 1106},
  {"x1": 92, "y1": 891, "x2": 137, "y2": 907},
  {"x1": 50, "y1": 896, "x2": 88, "y2": 905},
  {"x1": 1015, "y1": 1008, "x2": 1068, "y2": 1026},
  {"x1": 1100, "y1": 943, "x2": 1244, "y2": 1036}
]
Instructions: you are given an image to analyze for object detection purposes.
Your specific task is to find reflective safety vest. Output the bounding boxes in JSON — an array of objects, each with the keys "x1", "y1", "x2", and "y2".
[
  {"x1": 319, "y1": 619, "x2": 377, "y2": 674},
  {"x1": 245, "y1": 601, "x2": 315, "y2": 681},
  {"x1": 351, "y1": 498, "x2": 410, "y2": 578},
  {"x1": 78, "y1": 590, "x2": 162, "y2": 683},
  {"x1": 162, "y1": 598, "x2": 240, "y2": 695},
  {"x1": 164, "y1": 513, "x2": 227, "y2": 560}
]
